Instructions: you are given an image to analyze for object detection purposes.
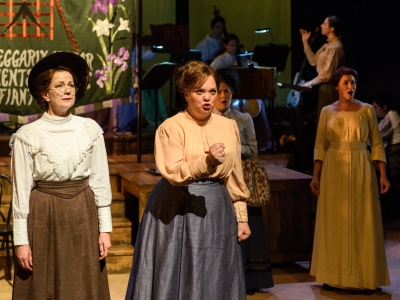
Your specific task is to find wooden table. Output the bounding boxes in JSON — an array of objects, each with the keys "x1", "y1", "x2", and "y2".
[
  {"x1": 119, "y1": 170, "x2": 161, "y2": 224},
  {"x1": 119, "y1": 170, "x2": 162, "y2": 244},
  {"x1": 262, "y1": 164, "x2": 317, "y2": 263}
]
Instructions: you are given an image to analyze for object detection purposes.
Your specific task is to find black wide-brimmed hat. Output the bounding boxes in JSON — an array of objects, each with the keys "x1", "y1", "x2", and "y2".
[
  {"x1": 216, "y1": 67, "x2": 239, "y2": 92},
  {"x1": 28, "y1": 52, "x2": 89, "y2": 100}
]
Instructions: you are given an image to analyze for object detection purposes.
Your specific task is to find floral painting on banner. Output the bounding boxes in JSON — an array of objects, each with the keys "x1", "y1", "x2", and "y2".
[{"x1": 0, "y1": 0, "x2": 133, "y2": 123}]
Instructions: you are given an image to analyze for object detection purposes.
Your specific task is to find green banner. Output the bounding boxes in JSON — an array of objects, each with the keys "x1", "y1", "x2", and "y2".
[{"x1": 0, "y1": 0, "x2": 132, "y2": 119}]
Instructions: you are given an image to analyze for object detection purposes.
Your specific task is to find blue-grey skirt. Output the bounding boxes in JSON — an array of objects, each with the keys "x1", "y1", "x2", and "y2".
[{"x1": 125, "y1": 178, "x2": 246, "y2": 300}]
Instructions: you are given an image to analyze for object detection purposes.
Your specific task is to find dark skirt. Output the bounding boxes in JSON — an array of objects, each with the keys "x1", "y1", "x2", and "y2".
[
  {"x1": 316, "y1": 83, "x2": 337, "y2": 124},
  {"x1": 240, "y1": 206, "x2": 274, "y2": 290},
  {"x1": 125, "y1": 178, "x2": 246, "y2": 300},
  {"x1": 386, "y1": 144, "x2": 400, "y2": 181},
  {"x1": 381, "y1": 144, "x2": 400, "y2": 222},
  {"x1": 253, "y1": 100, "x2": 272, "y2": 150},
  {"x1": 12, "y1": 178, "x2": 110, "y2": 300}
]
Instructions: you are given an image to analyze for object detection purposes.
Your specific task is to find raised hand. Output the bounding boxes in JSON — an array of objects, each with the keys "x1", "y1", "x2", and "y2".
[{"x1": 299, "y1": 29, "x2": 311, "y2": 43}]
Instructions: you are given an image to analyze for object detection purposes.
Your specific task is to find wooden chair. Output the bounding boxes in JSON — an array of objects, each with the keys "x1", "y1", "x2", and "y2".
[{"x1": 0, "y1": 174, "x2": 13, "y2": 280}]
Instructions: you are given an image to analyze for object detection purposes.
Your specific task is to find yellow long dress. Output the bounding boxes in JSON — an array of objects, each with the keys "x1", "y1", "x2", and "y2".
[{"x1": 311, "y1": 104, "x2": 390, "y2": 289}]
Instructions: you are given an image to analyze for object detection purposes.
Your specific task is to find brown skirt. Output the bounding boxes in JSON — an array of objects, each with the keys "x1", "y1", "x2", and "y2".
[{"x1": 12, "y1": 178, "x2": 110, "y2": 300}]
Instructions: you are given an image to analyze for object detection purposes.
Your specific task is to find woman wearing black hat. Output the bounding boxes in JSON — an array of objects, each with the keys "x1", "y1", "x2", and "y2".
[
  {"x1": 213, "y1": 68, "x2": 274, "y2": 295},
  {"x1": 11, "y1": 52, "x2": 112, "y2": 299}
]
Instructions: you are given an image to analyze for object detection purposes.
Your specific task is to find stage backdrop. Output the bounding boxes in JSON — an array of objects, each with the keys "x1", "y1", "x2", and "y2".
[{"x1": 0, "y1": 0, "x2": 133, "y2": 123}]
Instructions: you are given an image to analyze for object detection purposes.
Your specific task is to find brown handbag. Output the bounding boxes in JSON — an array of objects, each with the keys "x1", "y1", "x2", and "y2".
[{"x1": 242, "y1": 151, "x2": 271, "y2": 207}]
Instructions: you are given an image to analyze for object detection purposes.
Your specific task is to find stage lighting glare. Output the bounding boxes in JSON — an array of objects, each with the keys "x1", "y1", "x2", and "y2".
[{"x1": 255, "y1": 28, "x2": 270, "y2": 34}]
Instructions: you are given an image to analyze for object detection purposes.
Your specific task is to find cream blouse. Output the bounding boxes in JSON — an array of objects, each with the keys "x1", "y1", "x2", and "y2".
[
  {"x1": 304, "y1": 36, "x2": 344, "y2": 85},
  {"x1": 155, "y1": 111, "x2": 249, "y2": 207},
  {"x1": 10, "y1": 113, "x2": 112, "y2": 245}
]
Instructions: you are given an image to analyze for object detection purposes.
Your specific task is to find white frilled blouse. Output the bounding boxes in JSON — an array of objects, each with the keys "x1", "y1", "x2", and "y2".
[{"x1": 10, "y1": 113, "x2": 112, "y2": 245}]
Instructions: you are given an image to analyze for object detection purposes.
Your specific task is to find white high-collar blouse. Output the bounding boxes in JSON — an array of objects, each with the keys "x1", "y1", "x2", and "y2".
[{"x1": 10, "y1": 112, "x2": 112, "y2": 245}]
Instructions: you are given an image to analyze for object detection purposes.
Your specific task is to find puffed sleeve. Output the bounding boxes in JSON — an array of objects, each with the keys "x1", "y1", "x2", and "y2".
[
  {"x1": 225, "y1": 121, "x2": 250, "y2": 201},
  {"x1": 367, "y1": 105, "x2": 386, "y2": 163},
  {"x1": 314, "y1": 107, "x2": 330, "y2": 162},
  {"x1": 226, "y1": 121, "x2": 250, "y2": 222},
  {"x1": 155, "y1": 122, "x2": 216, "y2": 185},
  {"x1": 304, "y1": 45, "x2": 317, "y2": 67},
  {"x1": 89, "y1": 133, "x2": 113, "y2": 233},
  {"x1": 241, "y1": 113, "x2": 258, "y2": 158},
  {"x1": 10, "y1": 136, "x2": 34, "y2": 246}
]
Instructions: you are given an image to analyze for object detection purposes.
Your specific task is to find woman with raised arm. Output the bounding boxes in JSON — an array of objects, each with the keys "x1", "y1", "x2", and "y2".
[
  {"x1": 300, "y1": 15, "x2": 345, "y2": 121},
  {"x1": 310, "y1": 66, "x2": 390, "y2": 294},
  {"x1": 125, "y1": 60, "x2": 251, "y2": 300},
  {"x1": 11, "y1": 52, "x2": 112, "y2": 299}
]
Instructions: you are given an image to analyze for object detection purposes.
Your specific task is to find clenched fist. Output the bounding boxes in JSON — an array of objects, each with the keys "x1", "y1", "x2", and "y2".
[{"x1": 208, "y1": 142, "x2": 226, "y2": 166}]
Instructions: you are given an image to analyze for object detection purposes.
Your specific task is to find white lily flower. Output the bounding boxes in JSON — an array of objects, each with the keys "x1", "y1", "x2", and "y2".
[
  {"x1": 93, "y1": 18, "x2": 115, "y2": 37},
  {"x1": 117, "y1": 18, "x2": 130, "y2": 32}
]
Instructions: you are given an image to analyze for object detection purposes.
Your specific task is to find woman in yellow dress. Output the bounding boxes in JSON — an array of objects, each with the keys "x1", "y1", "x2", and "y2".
[{"x1": 310, "y1": 66, "x2": 390, "y2": 294}]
